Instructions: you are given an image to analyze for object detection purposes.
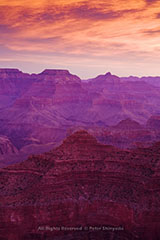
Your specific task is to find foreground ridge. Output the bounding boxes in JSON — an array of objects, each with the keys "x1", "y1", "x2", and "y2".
[{"x1": 0, "y1": 131, "x2": 160, "y2": 239}]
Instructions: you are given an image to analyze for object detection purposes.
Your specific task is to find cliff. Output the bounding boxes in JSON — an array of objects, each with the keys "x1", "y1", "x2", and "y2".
[{"x1": 0, "y1": 131, "x2": 160, "y2": 239}]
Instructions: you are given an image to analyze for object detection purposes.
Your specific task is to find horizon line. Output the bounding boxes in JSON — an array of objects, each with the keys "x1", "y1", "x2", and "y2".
[{"x1": 0, "y1": 67, "x2": 160, "y2": 80}]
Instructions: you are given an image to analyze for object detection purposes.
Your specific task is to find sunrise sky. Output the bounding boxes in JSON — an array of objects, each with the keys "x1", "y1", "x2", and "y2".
[{"x1": 0, "y1": 0, "x2": 160, "y2": 78}]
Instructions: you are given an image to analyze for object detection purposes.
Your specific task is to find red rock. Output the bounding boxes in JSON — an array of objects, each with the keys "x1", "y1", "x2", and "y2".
[{"x1": 0, "y1": 131, "x2": 160, "y2": 239}]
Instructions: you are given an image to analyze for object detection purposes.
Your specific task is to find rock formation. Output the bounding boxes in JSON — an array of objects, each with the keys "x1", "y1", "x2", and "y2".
[
  {"x1": 1, "y1": 68, "x2": 160, "y2": 164},
  {"x1": 121, "y1": 75, "x2": 160, "y2": 87},
  {"x1": 0, "y1": 135, "x2": 18, "y2": 155},
  {"x1": 0, "y1": 131, "x2": 160, "y2": 239},
  {"x1": 146, "y1": 115, "x2": 160, "y2": 130}
]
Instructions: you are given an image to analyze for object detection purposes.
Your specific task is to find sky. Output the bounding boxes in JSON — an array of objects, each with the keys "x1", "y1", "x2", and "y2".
[{"x1": 0, "y1": 0, "x2": 160, "y2": 78}]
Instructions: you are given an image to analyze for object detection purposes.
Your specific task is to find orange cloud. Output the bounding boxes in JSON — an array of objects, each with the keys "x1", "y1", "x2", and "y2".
[{"x1": 0, "y1": 0, "x2": 160, "y2": 77}]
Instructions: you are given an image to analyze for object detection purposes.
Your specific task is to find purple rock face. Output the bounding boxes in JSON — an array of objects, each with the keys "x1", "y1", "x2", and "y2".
[
  {"x1": 0, "y1": 68, "x2": 35, "y2": 104},
  {"x1": 0, "y1": 68, "x2": 21, "y2": 74},
  {"x1": 39, "y1": 69, "x2": 70, "y2": 75},
  {"x1": 146, "y1": 116, "x2": 160, "y2": 130},
  {"x1": 121, "y1": 75, "x2": 160, "y2": 87},
  {"x1": 0, "y1": 68, "x2": 160, "y2": 164}
]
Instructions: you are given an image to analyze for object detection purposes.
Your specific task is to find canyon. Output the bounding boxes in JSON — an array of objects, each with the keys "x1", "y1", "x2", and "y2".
[
  {"x1": 0, "y1": 68, "x2": 160, "y2": 166},
  {"x1": 0, "y1": 130, "x2": 160, "y2": 239},
  {"x1": 0, "y1": 68, "x2": 160, "y2": 239}
]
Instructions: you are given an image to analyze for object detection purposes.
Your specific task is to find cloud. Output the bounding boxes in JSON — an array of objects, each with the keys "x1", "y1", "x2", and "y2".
[
  {"x1": 143, "y1": 28, "x2": 160, "y2": 35},
  {"x1": 0, "y1": 1, "x2": 140, "y2": 32},
  {"x1": 26, "y1": 37, "x2": 63, "y2": 43},
  {"x1": 156, "y1": 13, "x2": 160, "y2": 18},
  {"x1": 70, "y1": 4, "x2": 122, "y2": 20},
  {"x1": 145, "y1": 0, "x2": 158, "y2": 4},
  {"x1": 0, "y1": 24, "x2": 17, "y2": 33},
  {"x1": 0, "y1": 0, "x2": 160, "y2": 78}
]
